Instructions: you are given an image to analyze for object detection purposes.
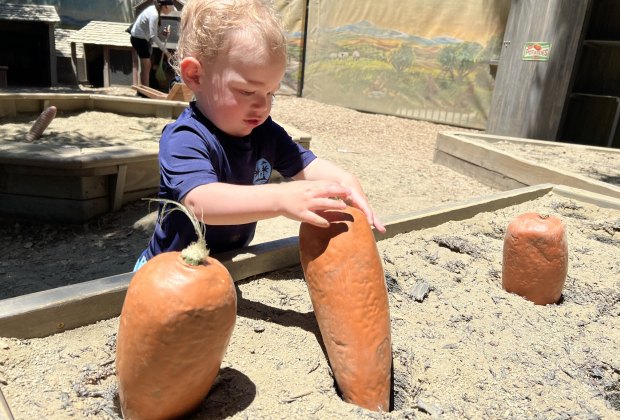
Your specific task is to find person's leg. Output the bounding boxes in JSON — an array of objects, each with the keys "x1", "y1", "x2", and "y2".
[
  {"x1": 139, "y1": 57, "x2": 151, "y2": 85},
  {"x1": 131, "y1": 37, "x2": 153, "y2": 86}
]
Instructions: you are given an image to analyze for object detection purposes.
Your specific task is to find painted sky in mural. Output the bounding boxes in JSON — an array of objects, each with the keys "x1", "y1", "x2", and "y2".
[{"x1": 313, "y1": 0, "x2": 508, "y2": 44}]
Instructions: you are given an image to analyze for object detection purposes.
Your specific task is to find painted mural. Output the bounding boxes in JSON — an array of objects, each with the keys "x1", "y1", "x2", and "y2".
[{"x1": 302, "y1": 0, "x2": 511, "y2": 129}]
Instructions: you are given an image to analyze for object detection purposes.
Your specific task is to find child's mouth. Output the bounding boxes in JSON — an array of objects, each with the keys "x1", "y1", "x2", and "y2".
[{"x1": 244, "y1": 118, "x2": 261, "y2": 127}]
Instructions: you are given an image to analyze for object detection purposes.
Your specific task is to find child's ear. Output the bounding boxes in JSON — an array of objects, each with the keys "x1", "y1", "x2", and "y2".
[{"x1": 180, "y1": 57, "x2": 202, "y2": 90}]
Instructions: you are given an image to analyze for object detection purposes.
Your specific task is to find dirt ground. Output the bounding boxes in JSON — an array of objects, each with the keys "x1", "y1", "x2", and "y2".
[
  {"x1": 1, "y1": 192, "x2": 619, "y2": 419},
  {"x1": 1, "y1": 87, "x2": 619, "y2": 419}
]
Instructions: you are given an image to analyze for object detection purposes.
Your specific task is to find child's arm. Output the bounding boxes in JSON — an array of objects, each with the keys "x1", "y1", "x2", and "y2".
[
  {"x1": 293, "y1": 158, "x2": 386, "y2": 233},
  {"x1": 182, "y1": 179, "x2": 352, "y2": 228}
]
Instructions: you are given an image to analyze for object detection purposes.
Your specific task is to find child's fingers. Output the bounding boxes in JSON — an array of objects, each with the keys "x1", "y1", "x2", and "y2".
[
  {"x1": 309, "y1": 197, "x2": 347, "y2": 211},
  {"x1": 315, "y1": 182, "x2": 351, "y2": 198},
  {"x1": 344, "y1": 194, "x2": 386, "y2": 233},
  {"x1": 372, "y1": 215, "x2": 387, "y2": 233},
  {"x1": 302, "y1": 211, "x2": 331, "y2": 228}
]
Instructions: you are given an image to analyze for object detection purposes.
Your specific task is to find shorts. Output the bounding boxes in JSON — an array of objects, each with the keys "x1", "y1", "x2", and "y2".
[{"x1": 130, "y1": 36, "x2": 152, "y2": 59}]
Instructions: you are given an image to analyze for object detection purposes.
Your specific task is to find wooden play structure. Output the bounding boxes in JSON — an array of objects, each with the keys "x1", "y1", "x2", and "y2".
[
  {"x1": 69, "y1": 21, "x2": 137, "y2": 87},
  {"x1": 0, "y1": 3, "x2": 60, "y2": 87}
]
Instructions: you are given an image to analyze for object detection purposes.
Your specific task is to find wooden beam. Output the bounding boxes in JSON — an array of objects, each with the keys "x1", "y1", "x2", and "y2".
[
  {"x1": 111, "y1": 164, "x2": 127, "y2": 211},
  {"x1": 103, "y1": 46, "x2": 110, "y2": 87},
  {"x1": 435, "y1": 131, "x2": 620, "y2": 200}
]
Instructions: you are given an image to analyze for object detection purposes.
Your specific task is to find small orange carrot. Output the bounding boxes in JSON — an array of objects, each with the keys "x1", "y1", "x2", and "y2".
[{"x1": 502, "y1": 212, "x2": 568, "y2": 305}]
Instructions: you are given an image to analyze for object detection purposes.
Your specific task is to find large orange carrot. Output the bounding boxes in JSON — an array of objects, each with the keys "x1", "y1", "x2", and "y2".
[
  {"x1": 116, "y1": 202, "x2": 236, "y2": 419},
  {"x1": 299, "y1": 206, "x2": 392, "y2": 412},
  {"x1": 502, "y1": 212, "x2": 568, "y2": 305}
]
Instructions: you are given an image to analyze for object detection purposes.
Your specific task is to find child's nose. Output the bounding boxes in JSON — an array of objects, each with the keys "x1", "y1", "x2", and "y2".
[{"x1": 252, "y1": 95, "x2": 269, "y2": 110}]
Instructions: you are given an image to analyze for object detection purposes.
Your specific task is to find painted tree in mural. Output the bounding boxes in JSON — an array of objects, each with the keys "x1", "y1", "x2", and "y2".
[
  {"x1": 478, "y1": 34, "x2": 503, "y2": 63},
  {"x1": 439, "y1": 42, "x2": 483, "y2": 81},
  {"x1": 389, "y1": 43, "x2": 416, "y2": 73}
]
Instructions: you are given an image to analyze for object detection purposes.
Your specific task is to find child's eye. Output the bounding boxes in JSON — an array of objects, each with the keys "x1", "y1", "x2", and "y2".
[{"x1": 240, "y1": 90, "x2": 254, "y2": 96}]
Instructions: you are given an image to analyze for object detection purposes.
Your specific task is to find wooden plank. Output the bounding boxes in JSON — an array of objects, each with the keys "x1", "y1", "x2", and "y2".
[
  {"x1": 0, "y1": 273, "x2": 130, "y2": 339},
  {"x1": 0, "y1": 164, "x2": 118, "y2": 177},
  {"x1": 0, "y1": 143, "x2": 157, "y2": 169},
  {"x1": 552, "y1": 184, "x2": 620, "y2": 209},
  {"x1": 379, "y1": 184, "x2": 555, "y2": 238},
  {"x1": 131, "y1": 84, "x2": 168, "y2": 100},
  {"x1": 0, "y1": 194, "x2": 109, "y2": 222},
  {"x1": 435, "y1": 132, "x2": 620, "y2": 200},
  {"x1": 123, "y1": 160, "x2": 160, "y2": 193},
  {"x1": 433, "y1": 149, "x2": 527, "y2": 191},
  {"x1": 0, "y1": 184, "x2": 570, "y2": 339},
  {"x1": 120, "y1": 187, "x2": 160, "y2": 206},
  {"x1": 0, "y1": 93, "x2": 186, "y2": 119},
  {"x1": 111, "y1": 164, "x2": 127, "y2": 211},
  {"x1": 0, "y1": 171, "x2": 108, "y2": 199},
  {"x1": 165, "y1": 83, "x2": 193, "y2": 101},
  {"x1": 445, "y1": 131, "x2": 620, "y2": 156}
]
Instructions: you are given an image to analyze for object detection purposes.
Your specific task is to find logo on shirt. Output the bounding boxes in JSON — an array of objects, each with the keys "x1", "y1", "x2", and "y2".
[{"x1": 253, "y1": 158, "x2": 272, "y2": 184}]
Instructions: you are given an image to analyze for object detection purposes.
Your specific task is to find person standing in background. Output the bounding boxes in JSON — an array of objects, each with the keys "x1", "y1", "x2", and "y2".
[{"x1": 129, "y1": 0, "x2": 175, "y2": 87}]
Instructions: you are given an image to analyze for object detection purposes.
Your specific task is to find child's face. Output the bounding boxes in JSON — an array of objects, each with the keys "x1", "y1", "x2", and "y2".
[{"x1": 194, "y1": 37, "x2": 286, "y2": 137}]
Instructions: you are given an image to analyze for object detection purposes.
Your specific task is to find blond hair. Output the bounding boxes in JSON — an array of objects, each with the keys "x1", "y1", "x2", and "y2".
[{"x1": 172, "y1": 0, "x2": 287, "y2": 74}]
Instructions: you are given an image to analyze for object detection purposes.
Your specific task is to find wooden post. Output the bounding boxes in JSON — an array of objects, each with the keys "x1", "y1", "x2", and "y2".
[
  {"x1": 103, "y1": 46, "x2": 110, "y2": 87},
  {"x1": 48, "y1": 24, "x2": 58, "y2": 86}
]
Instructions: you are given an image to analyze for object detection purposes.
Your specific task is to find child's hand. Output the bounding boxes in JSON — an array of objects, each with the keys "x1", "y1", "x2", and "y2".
[
  {"x1": 293, "y1": 158, "x2": 386, "y2": 233},
  {"x1": 279, "y1": 180, "x2": 351, "y2": 227},
  {"x1": 343, "y1": 187, "x2": 386, "y2": 234}
]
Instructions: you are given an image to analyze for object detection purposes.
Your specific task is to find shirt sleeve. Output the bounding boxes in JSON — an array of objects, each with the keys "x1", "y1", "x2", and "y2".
[
  {"x1": 159, "y1": 125, "x2": 220, "y2": 203},
  {"x1": 268, "y1": 120, "x2": 317, "y2": 178}
]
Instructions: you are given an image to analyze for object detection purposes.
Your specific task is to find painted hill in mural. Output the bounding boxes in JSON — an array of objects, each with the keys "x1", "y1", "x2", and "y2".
[{"x1": 327, "y1": 20, "x2": 463, "y2": 46}]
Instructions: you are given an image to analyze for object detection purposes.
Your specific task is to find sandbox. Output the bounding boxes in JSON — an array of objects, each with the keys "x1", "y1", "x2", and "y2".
[
  {"x1": 1, "y1": 184, "x2": 619, "y2": 418},
  {"x1": 434, "y1": 131, "x2": 620, "y2": 200},
  {"x1": 0, "y1": 93, "x2": 311, "y2": 223}
]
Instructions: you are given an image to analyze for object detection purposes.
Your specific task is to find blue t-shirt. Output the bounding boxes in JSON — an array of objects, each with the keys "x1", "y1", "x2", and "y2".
[{"x1": 144, "y1": 102, "x2": 316, "y2": 258}]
